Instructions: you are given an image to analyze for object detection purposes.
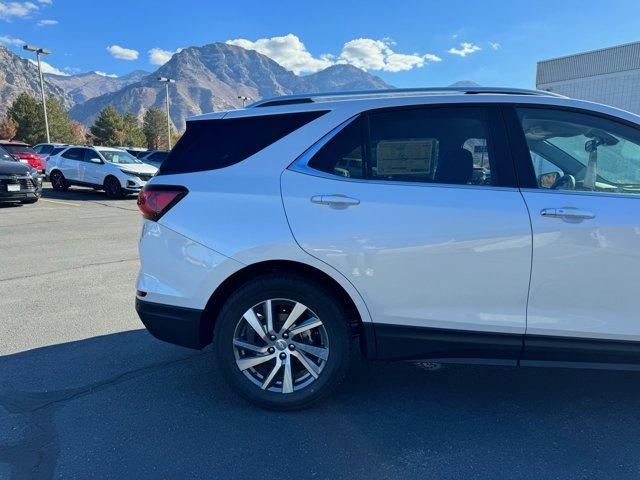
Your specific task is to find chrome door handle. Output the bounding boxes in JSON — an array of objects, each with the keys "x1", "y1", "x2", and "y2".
[
  {"x1": 540, "y1": 207, "x2": 595, "y2": 220},
  {"x1": 311, "y1": 194, "x2": 360, "y2": 208}
]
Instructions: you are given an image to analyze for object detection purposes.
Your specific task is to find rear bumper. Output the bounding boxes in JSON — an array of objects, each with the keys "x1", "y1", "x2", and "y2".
[{"x1": 135, "y1": 297, "x2": 207, "y2": 349}]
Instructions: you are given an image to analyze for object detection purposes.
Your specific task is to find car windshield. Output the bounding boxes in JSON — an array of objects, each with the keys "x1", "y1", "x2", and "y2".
[
  {"x1": 3, "y1": 144, "x2": 36, "y2": 155},
  {"x1": 0, "y1": 145, "x2": 15, "y2": 161},
  {"x1": 98, "y1": 150, "x2": 142, "y2": 164}
]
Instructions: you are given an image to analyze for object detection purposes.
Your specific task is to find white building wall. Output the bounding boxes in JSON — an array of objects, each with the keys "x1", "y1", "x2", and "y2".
[{"x1": 536, "y1": 42, "x2": 640, "y2": 115}]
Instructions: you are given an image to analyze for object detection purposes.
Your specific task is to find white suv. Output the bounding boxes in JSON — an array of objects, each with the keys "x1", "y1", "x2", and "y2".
[
  {"x1": 135, "y1": 87, "x2": 640, "y2": 409},
  {"x1": 46, "y1": 146, "x2": 158, "y2": 198}
]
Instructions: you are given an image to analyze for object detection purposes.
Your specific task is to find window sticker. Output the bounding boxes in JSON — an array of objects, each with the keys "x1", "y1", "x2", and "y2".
[{"x1": 376, "y1": 138, "x2": 438, "y2": 175}]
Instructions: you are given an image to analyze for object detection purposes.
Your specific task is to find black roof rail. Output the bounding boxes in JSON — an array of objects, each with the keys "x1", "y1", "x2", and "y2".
[{"x1": 249, "y1": 86, "x2": 565, "y2": 108}]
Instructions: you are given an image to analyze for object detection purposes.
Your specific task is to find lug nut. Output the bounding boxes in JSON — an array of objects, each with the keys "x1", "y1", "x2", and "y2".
[
  {"x1": 282, "y1": 332, "x2": 289, "y2": 339},
  {"x1": 288, "y1": 344, "x2": 295, "y2": 351},
  {"x1": 279, "y1": 352, "x2": 287, "y2": 360},
  {"x1": 268, "y1": 347, "x2": 275, "y2": 354},
  {"x1": 269, "y1": 334, "x2": 277, "y2": 341}
]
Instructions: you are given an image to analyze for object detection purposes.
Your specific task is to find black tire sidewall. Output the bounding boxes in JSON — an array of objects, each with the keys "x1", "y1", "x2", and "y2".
[
  {"x1": 50, "y1": 171, "x2": 67, "y2": 191},
  {"x1": 213, "y1": 275, "x2": 350, "y2": 410},
  {"x1": 104, "y1": 177, "x2": 122, "y2": 198}
]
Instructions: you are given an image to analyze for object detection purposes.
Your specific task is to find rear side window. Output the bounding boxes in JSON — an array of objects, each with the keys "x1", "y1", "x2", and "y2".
[
  {"x1": 61, "y1": 148, "x2": 85, "y2": 161},
  {"x1": 308, "y1": 117, "x2": 365, "y2": 179},
  {"x1": 159, "y1": 111, "x2": 327, "y2": 175}
]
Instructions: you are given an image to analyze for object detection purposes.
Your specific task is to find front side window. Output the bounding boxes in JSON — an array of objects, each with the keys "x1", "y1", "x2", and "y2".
[
  {"x1": 84, "y1": 149, "x2": 102, "y2": 163},
  {"x1": 517, "y1": 107, "x2": 640, "y2": 195}
]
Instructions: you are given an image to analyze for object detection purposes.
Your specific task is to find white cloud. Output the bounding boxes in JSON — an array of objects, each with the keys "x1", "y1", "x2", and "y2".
[
  {"x1": 338, "y1": 38, "x2": 441, "y2": 72},
  {"x1": 489, "y1": 42, "x2": 501, "y2": 50},
  {"x1": 227, "y1": 34, "x2": 440, "y2": 74},
  {"x1": 38, "y1": 0, "x2": 52, "y2": 4},
  {"x1": 28, "y1": 57, "x2": 67, "y2": 75},
  {"x1": 148, "y1": 47, "x2": 182, "y2": 66},
  {"x1": 106, "y1": 44, "x2": 138, "y2": 61},
  {"x1": 36, "y1": 18, "x2": 56, "y2": 26},
  {"x1": 448, "y1": 42, "x2": 482, "y2": 57},
  {"x1": 0, "y1": 1, "x2": 38, "y2": 20},
  {"x1": 0, "y1": 34, "x2": 24, "y2": 46},
  {"x1": 227, "y1": 34, "x2": 333, "y2": 74},
  {"x1": 94, "y1": 70, "x2": 117, "y2": 78}
]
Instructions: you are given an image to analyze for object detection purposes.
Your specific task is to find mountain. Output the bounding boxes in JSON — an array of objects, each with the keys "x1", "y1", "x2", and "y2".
[
  {"x1": 0, "y1": 46, "x2": 72, "y2": 118},
  {"x1": 70, "y1": 43, "x2": 393, "y2": 129},
  {"x1": 46, "y1": 69, "x2": 149, "y2": 104},
  {"x1": 449, "y1": 80, "x2": 480, "y2": 87}
]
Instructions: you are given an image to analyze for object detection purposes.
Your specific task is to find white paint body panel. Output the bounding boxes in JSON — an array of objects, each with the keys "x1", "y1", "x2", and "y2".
[
  {"x1": 281, "y1": 171, "x2": 532, "y2": 334},
  {"x1": 522, "y1": 189, "x2": 640, "y2": 341}
]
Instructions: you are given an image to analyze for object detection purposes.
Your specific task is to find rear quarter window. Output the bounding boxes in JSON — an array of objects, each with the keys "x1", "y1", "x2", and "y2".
[{"x1": 158, "y1": 111, "x2": 327, "y2": 175}]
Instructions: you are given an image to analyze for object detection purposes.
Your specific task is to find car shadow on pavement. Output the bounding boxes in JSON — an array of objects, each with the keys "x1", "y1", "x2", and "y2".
[
  {"x1": 2, "y1": 330, "x2": 640, "y2": 480},
  {"x1": 41, "y1": 185, "x2": 138, "y2": 202}
]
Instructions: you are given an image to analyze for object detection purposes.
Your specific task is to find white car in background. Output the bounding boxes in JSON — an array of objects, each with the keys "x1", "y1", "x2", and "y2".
[{"x1": 46, "y1": 146, "x2": 157, "y2": 198}]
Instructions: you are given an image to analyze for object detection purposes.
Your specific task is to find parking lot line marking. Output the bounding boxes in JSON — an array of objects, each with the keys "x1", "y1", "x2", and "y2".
[{"x1": 40, "y1": 198, "x2": 81, "y2": 207}]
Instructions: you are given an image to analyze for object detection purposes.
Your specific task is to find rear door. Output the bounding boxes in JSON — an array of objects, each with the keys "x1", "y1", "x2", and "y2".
[
  {"x1": 282, "y1": 105, "x2": 533, "y2": 360},
  {"x1": 504, "y1": 105, "x2": 640, "y2": 364},
  {"x1": 58, "y1": 147, "x2": 84, "y2": 181}
]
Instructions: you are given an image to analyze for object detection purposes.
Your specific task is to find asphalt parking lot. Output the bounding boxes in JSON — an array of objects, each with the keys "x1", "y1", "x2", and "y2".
[{"x1": 2, "y1": 185, "x2": 640, "y2": 479}]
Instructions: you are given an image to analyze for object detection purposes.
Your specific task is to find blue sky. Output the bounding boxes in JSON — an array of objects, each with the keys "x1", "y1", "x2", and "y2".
[{"x1": 1, "y1": 0, "x2": 640, "y2": 87}]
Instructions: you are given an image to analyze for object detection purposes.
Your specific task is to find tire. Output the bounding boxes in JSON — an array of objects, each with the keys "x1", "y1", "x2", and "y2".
[
  {"x1": 21, "y1": 198, "x2": 38, "y2": 204},
  {"x1": 49, "y1": 170, "x2": 68, "y2": 192},
  {"x1": 213, "y1": 274, "x2": 351, "y2": 410},
  {"x1": 104, "y1": 176, "x2": 124, "y2": 198}
]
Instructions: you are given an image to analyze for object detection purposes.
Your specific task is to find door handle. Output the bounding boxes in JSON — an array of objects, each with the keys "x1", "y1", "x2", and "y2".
[
  {"x1": 540, "y1": 207, "x2": 595, "y2": 220},
  {"x1": 311, "y1": 194, "x2": 360, "y2": 208}
]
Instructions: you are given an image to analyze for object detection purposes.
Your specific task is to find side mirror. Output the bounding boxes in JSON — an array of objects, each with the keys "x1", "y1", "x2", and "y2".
[
  {"x1": 539, "y1": 171, "x2": 560, "y2": 188},
  {"x1": 89, "y1": 157, "x2": 102, "y2": 164}
]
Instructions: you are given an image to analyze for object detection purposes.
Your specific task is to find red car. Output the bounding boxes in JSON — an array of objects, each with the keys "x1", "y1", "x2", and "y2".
[{"x1": 0, "y1": 140, "x2": 44, "y2": 172}]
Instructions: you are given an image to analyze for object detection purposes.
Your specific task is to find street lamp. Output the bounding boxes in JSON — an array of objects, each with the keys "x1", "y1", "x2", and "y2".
[
  {"x1": 237, "y1": 95, "x2": 250, "y2": 107},
  {"x1": 24, "y1": 44, "x2": 52, "y2": 143},
  {"x1": 158, "y1": 77, "x2": 175, "y2": 149}
]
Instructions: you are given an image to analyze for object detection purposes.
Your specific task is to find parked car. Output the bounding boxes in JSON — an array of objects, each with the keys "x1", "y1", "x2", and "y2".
[
  {"x1": 33, "y1": 143, "x2": 68, "y2": 173},
  {"x1": 0, "y1": 140, "x2": 44, "y2": 173},
  {"x1": 0, "y1": 144, "x2": 42, "y2": 204},
  {"x1": 135, "y1": 86, "x2": 640, "y2": 409},
  {"x1": 46, "y1": 145, "x2": 158, "y2": 198},
  {"x1": 138, "y1": 149, "x2": 169, "y2": 168}
]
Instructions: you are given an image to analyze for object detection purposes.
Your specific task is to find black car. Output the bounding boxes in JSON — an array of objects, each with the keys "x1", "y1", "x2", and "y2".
[{"x1": 0, "y1": 145, "x2": 42, "y2": 204}]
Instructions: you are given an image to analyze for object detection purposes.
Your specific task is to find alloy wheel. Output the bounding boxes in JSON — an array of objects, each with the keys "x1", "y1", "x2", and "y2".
[{"x1": 232, "y1": 298, "x2": 329, "y2": 394}]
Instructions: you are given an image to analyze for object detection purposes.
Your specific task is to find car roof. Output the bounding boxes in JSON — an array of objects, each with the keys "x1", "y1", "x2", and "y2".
[
  {"x1": 0, "y1": 140, "x2": 29, "y2": 146},
  {"x1": 188, "y1": 86, "x2": 640, "y2": 126}
]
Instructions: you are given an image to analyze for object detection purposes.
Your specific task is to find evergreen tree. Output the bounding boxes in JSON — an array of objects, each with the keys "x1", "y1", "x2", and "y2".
[
  {"x1": 90, "y1": 106, "x2": 125, "y2": 146},
  {"x1": 143, "y1": 108, "x2": 175, "y2": 150},
  {"x1": 7, "y1": 93, "x2": 42, "y2": 144},
  {"x1": 7, "y1": 93, "x2": 76, "y2": 144},
  {"x1": 122, "y1": 112, "x2": 146, "y2": 147}
]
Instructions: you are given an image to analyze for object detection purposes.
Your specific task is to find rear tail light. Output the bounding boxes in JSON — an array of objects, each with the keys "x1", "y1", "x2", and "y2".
[{"x1": 137, "y1": 185, "x2": 188, "y2": 221}]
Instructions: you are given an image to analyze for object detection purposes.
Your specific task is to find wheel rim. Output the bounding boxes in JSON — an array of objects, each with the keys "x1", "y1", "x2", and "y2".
[
  {"x1": 233, "y1": 299, "x2": 329, "y2": 394},
  {"x1": 52, "y1": 173, "x2": 62, "y2": 188},
  {"x1": 107, "y1": 179, "x2": 118, "y2": 196}
]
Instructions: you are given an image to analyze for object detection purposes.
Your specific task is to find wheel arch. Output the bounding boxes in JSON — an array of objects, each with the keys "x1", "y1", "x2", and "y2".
[{"x1": 200, "y1": 259, "x2": 376, "y2": 359}]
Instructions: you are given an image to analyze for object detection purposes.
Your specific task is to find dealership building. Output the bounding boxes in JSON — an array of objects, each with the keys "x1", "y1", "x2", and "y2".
[{"x1": 536, "y1": 41, "x2": 640, "y2": 115}]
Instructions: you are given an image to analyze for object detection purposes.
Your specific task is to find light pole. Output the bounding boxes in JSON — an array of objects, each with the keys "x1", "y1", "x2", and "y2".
[
  {"x1": 237, "y1": 95, "x2": 250, "y2": 107},
  {"x1": 158, "y1": 77, "x2": 175, "y2": 149},
  {"x1": 24, "y1": 44, "x2": 52, "y2": 143}
]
